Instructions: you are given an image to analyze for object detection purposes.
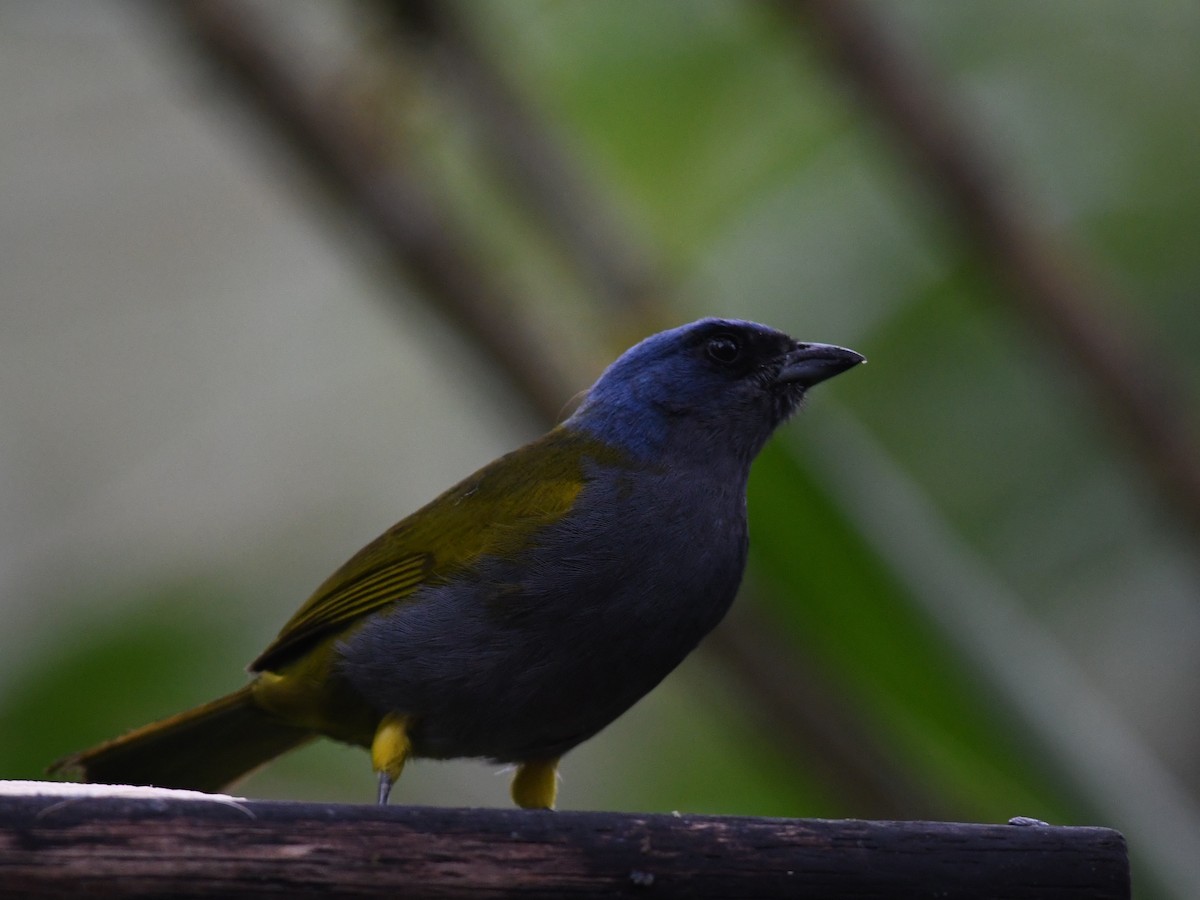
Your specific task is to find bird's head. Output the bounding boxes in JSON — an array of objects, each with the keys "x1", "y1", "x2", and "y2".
[{"x1": 567, "y1": 319, "x2": 864, "y2": 465}]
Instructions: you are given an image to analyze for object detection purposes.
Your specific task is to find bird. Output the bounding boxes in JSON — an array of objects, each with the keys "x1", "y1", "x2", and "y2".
[{"x1": 51, "y1": 318, "x2": 863, "y2": 809}]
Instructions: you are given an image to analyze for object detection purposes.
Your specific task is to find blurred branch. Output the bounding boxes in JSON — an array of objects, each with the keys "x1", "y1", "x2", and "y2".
[
  {"x1": 374, "y1": 0, "x2": 937, "y2": 815},
  {"x1": 379, "y1": 0, "x2": 667, "y2": 327},
  {"x1": 156, "y1": 0, "x2": 929, "y2": 819},
  {"x1": 780, "y1": 0, "x2": 1200, "y2": 545},
  {"x1": 167, "y1": 0, "x2": 573, "y2": 422}
]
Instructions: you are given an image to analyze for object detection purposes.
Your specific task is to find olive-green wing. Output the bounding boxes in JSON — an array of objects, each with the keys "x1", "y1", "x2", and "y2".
[
  {"x1": 250, "y1": 537, "x2": 433, "y2": 671},
  {"x1": 249, "y1": 427, "x2": 626, "y2": 672}
]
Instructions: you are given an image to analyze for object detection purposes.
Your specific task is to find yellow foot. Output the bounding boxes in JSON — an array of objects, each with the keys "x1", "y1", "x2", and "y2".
[
  {"x1": 511, "y1": 758, "x2": 559, "y2": 810},
  {"x1": 371, "y1": 712, "x2": 411, "y2": 805}
]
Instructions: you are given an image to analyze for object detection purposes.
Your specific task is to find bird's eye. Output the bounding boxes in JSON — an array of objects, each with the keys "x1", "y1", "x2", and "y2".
[{"x1": 706, "y1": 333, "x2": 742, "y2": 365}]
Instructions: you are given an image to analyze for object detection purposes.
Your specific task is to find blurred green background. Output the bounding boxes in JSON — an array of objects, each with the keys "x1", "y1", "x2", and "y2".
[{"x1": 2, "y1": 1, "x2": 1198, "y2": 896}]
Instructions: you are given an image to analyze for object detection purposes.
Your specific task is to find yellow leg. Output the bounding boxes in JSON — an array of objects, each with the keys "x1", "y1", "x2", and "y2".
[
  {"x1": 510, "y1": 758, "x2": 560, "y2": 810},
  {"x1": 371, "y1": 713, "x2": 411, "y2": 805}
]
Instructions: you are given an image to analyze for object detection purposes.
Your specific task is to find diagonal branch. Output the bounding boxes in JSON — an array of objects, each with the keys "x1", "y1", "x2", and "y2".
[
  {"x1": 368, "y1": 4, "x2": 940, "y2": 814},
  {"x1": 378, "y1": 0, "x2": 666, "y2": 322},
  {"x1": 166, "y1": 0, "x2": 574, "y2": 423},
  {"x1": 154, "y1": 0, "x2": 929, "y2": 818},
  {"x1": 781, "y1": 0, "x2": 1200, "y2": 544}
]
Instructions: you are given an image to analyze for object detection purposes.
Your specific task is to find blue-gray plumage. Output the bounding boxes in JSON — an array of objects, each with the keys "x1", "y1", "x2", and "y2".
[
  {"x1": 52, "y1": 318, "x2": 863, "y2": 809},
  {"x1": 338, "y1": 318, "x2": 863, "y2": 784}
]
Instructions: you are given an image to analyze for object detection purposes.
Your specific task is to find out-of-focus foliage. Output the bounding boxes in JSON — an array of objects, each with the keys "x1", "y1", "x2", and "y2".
[{"x1": 2, "y1": 2, "x2": 1197, "y2": 897}]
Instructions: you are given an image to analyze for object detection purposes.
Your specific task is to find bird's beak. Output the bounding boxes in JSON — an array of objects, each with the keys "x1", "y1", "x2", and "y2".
[{"x1": 774, "y1": 343, "x2": 866, "y2": 388}]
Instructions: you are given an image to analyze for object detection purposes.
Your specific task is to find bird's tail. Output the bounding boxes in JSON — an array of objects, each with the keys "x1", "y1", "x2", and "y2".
[{"x1": 49, "y1": 684, "x2": 313, "y2": 793}]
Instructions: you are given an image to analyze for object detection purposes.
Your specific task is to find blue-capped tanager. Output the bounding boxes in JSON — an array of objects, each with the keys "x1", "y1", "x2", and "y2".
[{"x1": 52, "y1": 319, "x2": 863, "y2": 809}]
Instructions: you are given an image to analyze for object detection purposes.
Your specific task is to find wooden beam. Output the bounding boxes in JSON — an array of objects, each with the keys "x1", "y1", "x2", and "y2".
[{"x1": 0, "y1": 786, "x2": 1128, "y2": 898}]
